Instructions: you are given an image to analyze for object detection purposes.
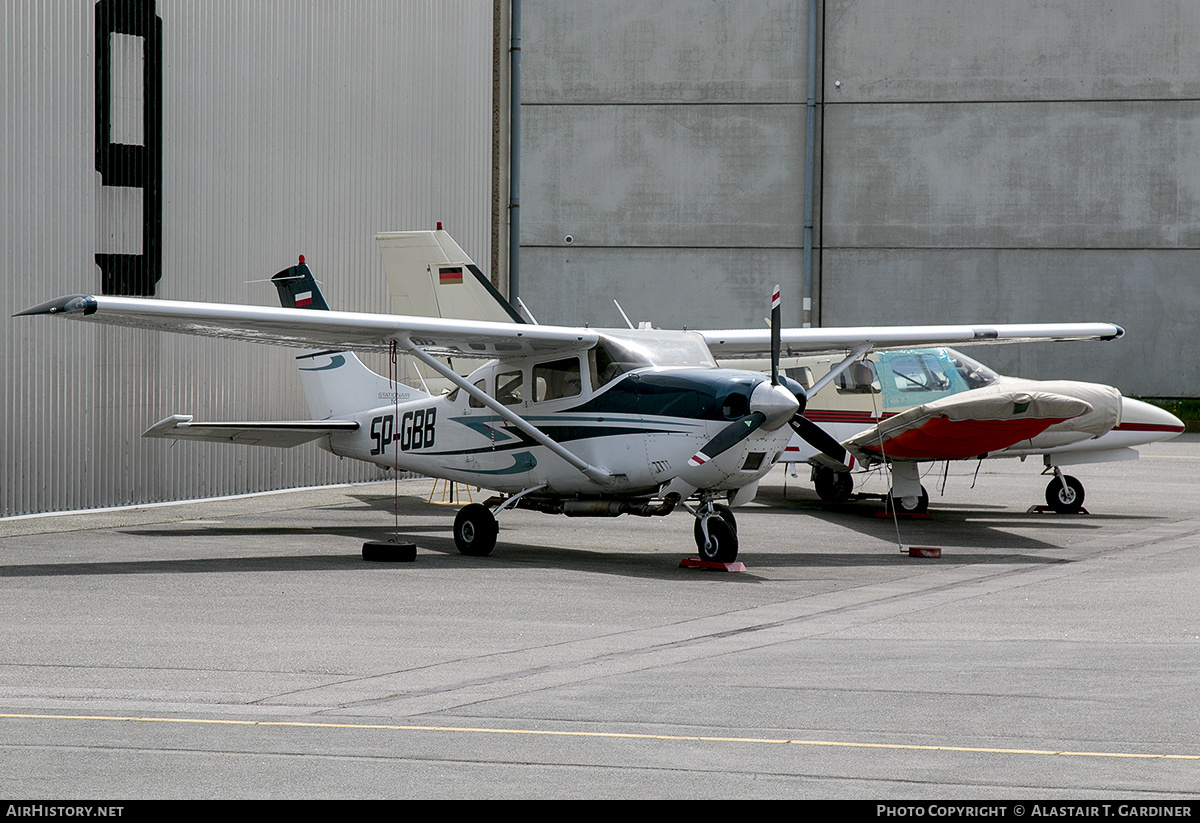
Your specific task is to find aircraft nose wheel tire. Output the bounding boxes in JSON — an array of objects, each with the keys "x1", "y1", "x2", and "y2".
[
  {"x1": 454, "y1": 503, "x2": 498, "y2": 556},
  {"x1": 886, "y1": 486, "x2": 929, "y2": 514},
  {"x1": 694, "y1": 516, "x2": 739, "y2": 563},
  {"x1": 711, "y1": 503, "x2": 737, "y2": 532},
  {"x1": 1045, "y1": 475, "x2": 1085, "y2": 513}
]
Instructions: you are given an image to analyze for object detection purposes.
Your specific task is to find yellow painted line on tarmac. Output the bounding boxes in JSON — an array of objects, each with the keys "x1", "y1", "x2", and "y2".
[{"x1": 2, "y1": 713, "x2": 1198, "y2": 761}]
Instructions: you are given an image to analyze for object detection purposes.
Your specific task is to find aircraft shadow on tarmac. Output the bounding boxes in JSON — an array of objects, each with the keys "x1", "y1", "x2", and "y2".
[
  {"x1": 1, "y1": 484, "x2": 1163, "y2": 581},
  {"x1": 750, "y1": 483, "x2": 1161, "y2": 554}
]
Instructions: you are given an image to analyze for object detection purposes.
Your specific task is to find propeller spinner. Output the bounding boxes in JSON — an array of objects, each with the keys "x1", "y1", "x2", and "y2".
[{"x1": 689, "y1": 285, "x2": 854, "y2": 471}]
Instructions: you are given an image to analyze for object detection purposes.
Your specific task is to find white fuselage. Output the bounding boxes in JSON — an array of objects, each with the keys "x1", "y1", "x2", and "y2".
[{"x1": 328, "y1": 362, "x2": 794, "y2": 498}]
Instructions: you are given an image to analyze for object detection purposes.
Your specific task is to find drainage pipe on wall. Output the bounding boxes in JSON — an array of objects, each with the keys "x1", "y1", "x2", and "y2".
[
  {"x1": 802, "y1": 0, "x2": 817, "y2": 327},
  {"x1": 508, "y1": 0, "x2": 521, "y2": 309}
]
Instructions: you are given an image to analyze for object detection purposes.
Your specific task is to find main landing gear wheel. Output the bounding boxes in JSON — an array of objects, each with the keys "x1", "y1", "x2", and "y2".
[
  {"x1": 694, "y1": 516, "x2": 739, "y2": 563},
  {"x1": 454, "y1": 503, "x2": 498, "y2": 556},
  {"x1": 1045, "y1": 475, "x2": 1085, "y2": 514},
  {"x1": 886, "y1": 486, "x2": 929, "y2": 514},
  {"x1": 813, "y1": 467, "x2": 853, "y2": 503}
]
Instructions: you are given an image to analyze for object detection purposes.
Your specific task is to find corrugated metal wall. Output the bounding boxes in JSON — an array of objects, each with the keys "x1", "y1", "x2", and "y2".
[{"x1": 2, "y1": 1, "x2": 493, "y2": 516}]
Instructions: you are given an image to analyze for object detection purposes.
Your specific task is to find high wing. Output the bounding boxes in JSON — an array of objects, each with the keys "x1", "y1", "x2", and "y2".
[
  {"x1": 19, "y1": 295, "x2": 1122, "y2": 360},
  {"x1": 702, "y1": 322, "x2": 1124, "y2": 358},
  {"x1": 16, "y1": 294, "x2": 596, "y2": 358}
]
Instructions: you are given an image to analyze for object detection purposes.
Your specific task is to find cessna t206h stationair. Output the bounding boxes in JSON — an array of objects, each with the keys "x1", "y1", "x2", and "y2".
[{"x1": 19, "y1": 232, "x2": 1126, "y2": 563}]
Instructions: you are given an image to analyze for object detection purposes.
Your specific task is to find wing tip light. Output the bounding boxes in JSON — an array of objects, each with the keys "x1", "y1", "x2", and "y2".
[{"x1": 14, "y1": 295, "x2": 98, "y2": 318}]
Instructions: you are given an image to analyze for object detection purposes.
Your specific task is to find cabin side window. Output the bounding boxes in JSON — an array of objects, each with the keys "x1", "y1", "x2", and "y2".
[
  {"x1": 469, "y1": 378, "x2": 488, "y2": 408},
  {"x1": 496, "y1": 370, "x2": 523, "y2": 406},
  {"x1": 877, "y1": 349, "x2": 964, "y2": 409},
  {"x1": 784, "y1": 366, "x2": 814, "y2": 389},
  {"x1": 887, "y1": 353, "x2": 952, "y2": 394},
  {"x1": 834, "y1": 360, "x2": 880, "y2": 394},
  {"x1": 534, "y1": 357, "x2": 583, "y2": 402}
]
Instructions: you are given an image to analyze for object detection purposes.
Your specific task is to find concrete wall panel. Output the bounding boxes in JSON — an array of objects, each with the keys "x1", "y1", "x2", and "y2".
[
  {"x1": 822, "y1": 248, "x2": 1199, "y2": 396},
  {"x1": 826, "y1": 0, "x2": 1200, "y2": 102},
  {"x1": 823, "y1": 101, "x2": 1200, "y2": 249},
  {"x1": 523, "y1": 104, "x2": 805, "y2": 249},
  {"x1": 522, "y1": 246, "x2": 804, "y2": 330},
  {"x1": 524, "y1": 0, "x2": 808, "y2": 104}
]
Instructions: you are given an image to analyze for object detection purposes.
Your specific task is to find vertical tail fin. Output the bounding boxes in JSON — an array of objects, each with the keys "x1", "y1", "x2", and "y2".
[
  {"x1": 375, "y1": 230, "x2": 524, "y2": 323},
  {"x1": 270, "y1": 256, "x2": 427, "y2": 419}
]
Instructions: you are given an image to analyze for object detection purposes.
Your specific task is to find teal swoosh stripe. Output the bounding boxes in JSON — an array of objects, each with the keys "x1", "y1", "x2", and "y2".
[
  {"x1": 298, "y1": 355, "x2": 346, "y2": 371},
  {"x1": 458, "y1": 451, "x2": 538, "y2": 475}
]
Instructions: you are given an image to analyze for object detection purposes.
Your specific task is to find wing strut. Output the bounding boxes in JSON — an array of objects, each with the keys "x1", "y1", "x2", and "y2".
[
  {"x1": 806, "y1": 343, "x2": 873, "y2": 399},
  {"x1": 399, "y1": 338, "x2": 616, "y2": 486}
]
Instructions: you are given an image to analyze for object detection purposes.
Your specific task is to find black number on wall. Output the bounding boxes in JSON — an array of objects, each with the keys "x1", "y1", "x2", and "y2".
[{"x1": 95, "y1": 0, "x2": 162, "y2": 296}]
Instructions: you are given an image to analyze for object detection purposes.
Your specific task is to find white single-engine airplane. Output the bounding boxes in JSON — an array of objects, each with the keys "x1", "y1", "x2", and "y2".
[{"x1": 19, "y1": 239, "x2": 1126, "y2": 562}]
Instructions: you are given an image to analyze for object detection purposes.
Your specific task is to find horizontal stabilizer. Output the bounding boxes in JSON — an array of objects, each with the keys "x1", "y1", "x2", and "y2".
[{"x1": 143, "y1": 414, "x2": 358, "y2": 448}]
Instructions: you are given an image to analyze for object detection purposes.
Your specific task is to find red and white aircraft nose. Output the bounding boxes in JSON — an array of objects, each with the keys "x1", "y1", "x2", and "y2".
[{"x1": 1117, "y1": 396, "x2": 1186, "y2": 442}]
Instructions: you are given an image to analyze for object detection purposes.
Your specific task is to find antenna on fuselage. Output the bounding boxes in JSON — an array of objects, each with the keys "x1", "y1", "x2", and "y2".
[
  {"x1": 517, "y1": 297, "x2": 540, "y2": 325},
  {"x1": 613, "y1": 300, "x2": 635, "y2": 330}
]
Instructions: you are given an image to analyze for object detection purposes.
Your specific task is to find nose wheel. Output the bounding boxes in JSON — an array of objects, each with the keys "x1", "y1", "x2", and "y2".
[
  {"x1": 1045, "y1": 474, "x2": 1085, "y2": 514},
  {"x1": 693, "y1": 503, "x2": 739, "y2": 563}
]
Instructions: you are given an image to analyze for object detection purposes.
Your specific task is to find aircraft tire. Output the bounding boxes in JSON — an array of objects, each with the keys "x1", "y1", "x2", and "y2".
[
  {"x1": 713, "y1": 503, "x2": 737, "y2": 532},
  {"x1": 886, "y1": 486, "x2": 929, "y2": 514},
  {"x1": 814, "y1": 467, "x2": 853, "y2": 503},
  {"x1": 694, "y1": 506, "x2": 737, "y2": 546},
  {"x1": 694, "y1": 516, "x2": 738, "y2": 563},
  {"x1": 454, "y1": 504, "x2": 498, "y2": 556},
  {"x1": 1045, "y1": 475, "x2": 1085, "y2": 514}
]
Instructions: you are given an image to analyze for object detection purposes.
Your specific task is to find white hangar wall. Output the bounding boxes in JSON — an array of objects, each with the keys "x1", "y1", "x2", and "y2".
[
  {"x1": 519, "y1": 0, "x2": 1198, "y2": 395},
  {"x1": 1, "y1": 1, "x2": 493, "y2": 517}
]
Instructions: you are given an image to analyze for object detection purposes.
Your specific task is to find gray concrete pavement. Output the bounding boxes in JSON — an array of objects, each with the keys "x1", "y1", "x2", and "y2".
[{"x1": 1, "y1": 437, "x2": 1198, "y2": 799}]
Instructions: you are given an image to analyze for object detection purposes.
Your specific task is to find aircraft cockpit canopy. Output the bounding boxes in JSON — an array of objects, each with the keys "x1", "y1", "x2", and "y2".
[
  {"x1": 876, "y1": 347, "x2": 1002, "y2": 409},
  {"x1": 945, "y1": 348, "x2": 1001, "y2": 390},
  {"x1": 833, "y1": 348, "x2": 1004, "y2": 410},
  {"x1": 592, "y1": 330, "x2": 717, "y2": 388}
]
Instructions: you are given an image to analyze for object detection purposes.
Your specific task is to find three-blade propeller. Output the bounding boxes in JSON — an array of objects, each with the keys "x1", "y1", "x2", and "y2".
[{"x1": 688, "y1": 285, "x2": 854, "y2": 471}]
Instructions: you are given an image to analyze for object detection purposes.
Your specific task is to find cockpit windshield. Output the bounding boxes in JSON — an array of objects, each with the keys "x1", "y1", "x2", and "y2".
[
  {"x1": 876, "y1": 347, "x2": 1001, "y2": 409},
  {"x1": 946, "y1": 348, "x2": 1001, "y2": 390},
  {"x1": 591, "y1": 330, "x2": 716, "y2": 388}
]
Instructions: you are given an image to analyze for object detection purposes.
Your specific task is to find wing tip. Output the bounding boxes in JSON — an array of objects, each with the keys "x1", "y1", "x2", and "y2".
[{"x1": 13, "y1": 295, "x2": 98, "y2": 318}]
